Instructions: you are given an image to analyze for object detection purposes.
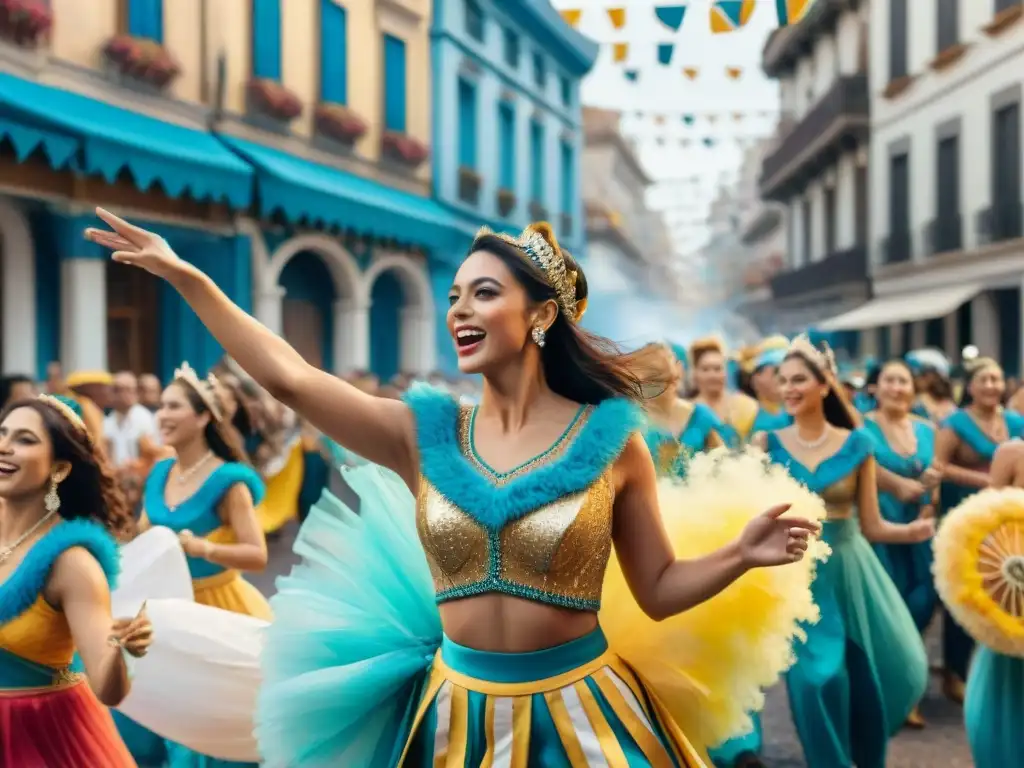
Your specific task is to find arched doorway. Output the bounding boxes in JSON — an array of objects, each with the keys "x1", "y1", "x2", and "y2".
[
  {"x1": 0, "y1": 198, "x2": 37, "y2": 377},
  {"x1": 106, "y1": 260, "x2": 160, "y2": 374},
  {"x1": 364, "y1": 255, "x2": 436, "y2": 378},
  {"x1": 279, "y1": 252, "x2": 337, "y2": 370}
]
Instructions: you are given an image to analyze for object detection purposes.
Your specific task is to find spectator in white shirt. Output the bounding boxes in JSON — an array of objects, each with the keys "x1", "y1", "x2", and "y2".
[{"x1": 104, "y1": 371, "x2": 161, "y2": 467}]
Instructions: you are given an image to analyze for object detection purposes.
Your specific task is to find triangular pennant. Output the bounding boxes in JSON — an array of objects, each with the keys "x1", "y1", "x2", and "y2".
[
  {"x1": 710, "y1": 0, "x2": 756, "y2": 34},
  {"x1": 654, "y1": 5, "x2": 688, "y2": 31},
  {"x1": 776, "y1": 0, "x2": 815, "y2": 27},
  {"x1": 733, "y1": 112, "x2": 744, "y2": 121},
  {"x1": 654, "y1": 115, "x2": 666, "y2": 125},
  {"x1": 726, "y1": 66, "x2": 743, "y2": 79},
  {"x1": 607, "y1": 7, "x2": 627, "y2": 29},
  {"x1": 703, "y1": 137, "x2": 716, "y2": 147},
  {"x1": 680, "y1": 138, "x2": 691, "y2": 147},
  {"x1": 682, "y1": 67, "x2": 699, "y2": 80},
  {"x1": 657, "y1": 43, "x2": 675, "y2": 65},
  {"x1": 656, "y1": 137, "x2": 666, "y2": 146},
  {"x1": 560, "y1": 9, "x2": 582, "y2": 27},
  {"x1": 624, "y1": 69, "x2": 639, "y2": 82},
  {"x1": 612, "y1": 42, "x2": 629, "y2": 62},
  {"x1": 707, "y1": 114, "x2": 718, "y2": 123},
  {"x1": 682, "y1": 114, "x2": 695, "y2": 125}
]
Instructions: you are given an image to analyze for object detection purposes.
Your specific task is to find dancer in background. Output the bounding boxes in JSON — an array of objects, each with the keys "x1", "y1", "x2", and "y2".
[
  {"x1": 906, "y1": 349, "x2": 956, "y2": 423},
  {"x1": 863, "y1": 358, "x2": 940, "y2": 727},
  {"x1": 690, "y1": 337, "x2": 760, "y2": 446},
  {"x1": 0, "y1": 395, "x2": 150, "y2": 767},
  {"x1": 88, "y1": 209, "x2": 823, "y2": 766},
  {"x1": 747, "y1": 336, "x2": 792, "y2": 435},
  {"x1": 764, "y1": 338, "x2": 932, "y2": 768},
  {"x1": 254, "y1": 398, "x2": 304, "y2": 535},
  {"x1": 935, "y1": 356, "x2": 1024, "y2": 702},
  {"x1": 0, "y1": 374, "x2": 35, "y2": 410},
  {"x1": 933, "y1": 440, "x2": 1024, "y2": 766}
]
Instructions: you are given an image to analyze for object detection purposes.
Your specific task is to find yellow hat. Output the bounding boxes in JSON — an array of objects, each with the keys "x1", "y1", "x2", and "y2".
[
  {"x1": 757, "y1": 335, "x2": 789, "y2": 354},
  {"x1": 66, "y1": 370, "x2": 114, "y2": 388}
]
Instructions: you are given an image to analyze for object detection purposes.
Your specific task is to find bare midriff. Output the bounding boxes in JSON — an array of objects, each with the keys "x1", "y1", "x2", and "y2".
[{"x1": 439, "y1": 594, "x2": 599, "y2": 653}]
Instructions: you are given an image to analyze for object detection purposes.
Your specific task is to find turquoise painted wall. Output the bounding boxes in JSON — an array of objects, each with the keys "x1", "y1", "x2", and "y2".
[
  {"x1": 370, "y1": 271, "x2": 402, "y2": 380},
  {"x1": 429, "y1": 260, "x2": 458, "y2": 374},
  {"x1": 278, "y1": 250, "x2": 337, "y2": 371}
]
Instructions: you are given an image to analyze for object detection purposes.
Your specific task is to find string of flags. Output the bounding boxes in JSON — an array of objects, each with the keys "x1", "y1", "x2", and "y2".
[{"x1": 630, "y1": 109, "x2": 777, "y2": 123}]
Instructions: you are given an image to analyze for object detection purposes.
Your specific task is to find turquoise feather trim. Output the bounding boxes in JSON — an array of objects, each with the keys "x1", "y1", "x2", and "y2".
[
  {"x1": 0, "y1": 520, "x2": 119, "y2": 625},
  {"x1": 403, "y1": 384, "x2": 643, "y2": 531}
]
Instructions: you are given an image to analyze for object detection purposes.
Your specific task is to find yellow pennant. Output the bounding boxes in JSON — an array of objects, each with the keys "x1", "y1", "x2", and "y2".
[
  {"x1": 655, "y1": 115, "x2": 666, "y2": 125},
  {"x1": 607, "y1": 7, "x2": 627, "y2": 29},
  {"x1": 612, "y1": 42, "x2": 629, "y2": 62},
  {"x1": 683, "y1": 67, "x2": 699, "y2": 80},
  {"x1": 726, "y1": 66, "x2": 743, "y2": 79},
  {"x1": 733, "y1": 112, "x2": 744, "y2": 121},
  {"x1": 560, "y1": 9, "x2": 582, "y2": 27}
]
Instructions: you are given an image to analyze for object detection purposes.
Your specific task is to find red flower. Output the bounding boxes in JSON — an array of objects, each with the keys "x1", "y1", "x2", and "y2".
[
  {"x1": 315, "y1": 103, "x2": 368, "y2": 142},
  {"x1": 0, "y1": 0, "x2": 53, "y2": 45},
  {"x1": 102, "y1": 34, "x2": 181, "y2": 88},
  {"x1": 382, "y1": 130, "x2": 429, "y2": 166},
  {"x1": 247, "y1": 78, "x2": 303, "y2": 121}
]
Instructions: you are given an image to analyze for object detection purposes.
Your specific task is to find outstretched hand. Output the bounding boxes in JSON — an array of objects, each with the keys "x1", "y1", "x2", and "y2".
[
  {"x1": 85, "y1": 207, "x2": 185, "y2": 280},
  {"x1": 739, "y1": 503, "x2": 820, "y2": 568}
]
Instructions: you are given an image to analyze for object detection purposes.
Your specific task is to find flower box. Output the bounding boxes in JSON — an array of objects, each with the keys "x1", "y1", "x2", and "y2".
[
  {"x1": 0, "y1": 0, "x2": 52, "y2": 47},
  {"x1": 314, "y1": 102, "x2": 368, "y2": 143},
  {"x1": 496, "y1": 188, "x2": 516, "y2": 217},
  {"x1": 381, "y1": 130, "x2": 429, "y2": 168},
  {"x1": 458, "y1": 166, "x2": 480, "y2": 204},
  {"x1": 102, "y1": 34, "x2": 181, "y2": 89},
  {"x1": 247, "y1": 78, "x2": 303, "y2": 122}
]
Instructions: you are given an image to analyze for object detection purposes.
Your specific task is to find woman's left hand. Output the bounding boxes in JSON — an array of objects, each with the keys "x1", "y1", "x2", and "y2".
[
  {"x1": 739, "y1": 504, "x2": 820, "y2": 568},
  {"x1": 178, "y1": 530, "x2": 212, "y2": 559},
  {"x1": 111, "y1": 604, "x2": 153, "y2": 658}
]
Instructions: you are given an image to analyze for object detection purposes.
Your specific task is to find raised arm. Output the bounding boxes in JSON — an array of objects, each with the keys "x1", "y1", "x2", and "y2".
[
  {"x1": 86, "y1": 209, "x2": 418, "y2": 487},
  {"x1": 610, "y1": 434, "x2": 815, "y2": 621},
  {"x1": 856, "y1": 457, "x2": 933, "y2": 544}
]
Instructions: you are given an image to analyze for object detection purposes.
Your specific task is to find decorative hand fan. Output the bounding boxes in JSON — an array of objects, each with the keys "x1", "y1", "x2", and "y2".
[{"x1": 933, "y1": 488, "x2": 1024, "y2": 658}]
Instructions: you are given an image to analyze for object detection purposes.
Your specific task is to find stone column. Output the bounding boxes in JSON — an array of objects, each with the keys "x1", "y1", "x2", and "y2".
[
  {"x1": 334, "y1": 299, "x2": 370, "y2": 374},
  {"x1": 255, "y1": 285, "x2": 286, "y2": 336},
  {"x1": 0, "y1": 198, "x2": 36, "y2": 376},
  {"x1": 60, "y1": 258, "x2": 107, "y2": 372}
]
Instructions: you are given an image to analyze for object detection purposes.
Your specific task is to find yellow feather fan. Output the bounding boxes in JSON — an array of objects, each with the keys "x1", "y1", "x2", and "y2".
[
  {"x1": 933, "y1": 488, "x2": 1024, "y2": 658},
  {"x1": 599, "y1": 446, "x2": 831, "y2": 750}
]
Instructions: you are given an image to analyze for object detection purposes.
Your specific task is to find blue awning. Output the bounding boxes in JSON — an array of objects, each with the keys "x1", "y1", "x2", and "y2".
[
  {"x1": 0, "y1": 73, "x2": 253, "y2": 208},
  {"x1": 219, "y1": 135, "x2": 476, "y2": 255}
]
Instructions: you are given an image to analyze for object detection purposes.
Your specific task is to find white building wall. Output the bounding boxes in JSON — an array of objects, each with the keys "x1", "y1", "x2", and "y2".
[{"x1": 836, "y1": 152, "x2": 857, "y2": 250}]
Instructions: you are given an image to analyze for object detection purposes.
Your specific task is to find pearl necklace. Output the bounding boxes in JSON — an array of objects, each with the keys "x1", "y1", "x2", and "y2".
[
  {"x1": 793, "y1": 428, "x2": 829, "y2": 450},
  {"x1": 0, "y1": 509, "x2": 58, "y2": 564},
  {"x1": 176, "y1": 451, "x2": 214, "y2": 485}
]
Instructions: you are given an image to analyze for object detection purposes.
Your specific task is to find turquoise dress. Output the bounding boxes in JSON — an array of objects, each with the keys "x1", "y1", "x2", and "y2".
[
  {"x1": 643, "y1": 402, "x2": 723, "y2": 475},
  {"x1": 964, "y1": 647, "x2": 1024, "y2": 766},
  {"x1": 938, "y1": 409, "x2": 1024, "y2": 681},
  {"x1": 767, "y1": 430, "x2": 928, "y2": 768},
  {"x1": 863, "y1": 415, "x2": 938, "y2": 631},
  {"x1": 751, "y1": 406, "x2": 791, "y2": 435}
]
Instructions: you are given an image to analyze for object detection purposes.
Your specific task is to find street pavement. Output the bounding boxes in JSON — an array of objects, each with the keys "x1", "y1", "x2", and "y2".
[{"x1": 254, "y1": 520, "x2": 974, "y2": 767}]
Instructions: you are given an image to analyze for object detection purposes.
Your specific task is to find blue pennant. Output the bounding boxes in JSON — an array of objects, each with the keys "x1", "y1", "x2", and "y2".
[
  {"x1": 655, "y1": 5, "x2": 688, "y2": 31},
  {"x1": 624, "y1": 69, "x2": 639, "y2": 82},
  {"x1": 657, "y1": 43, "x2": 675, "y2": 65}
]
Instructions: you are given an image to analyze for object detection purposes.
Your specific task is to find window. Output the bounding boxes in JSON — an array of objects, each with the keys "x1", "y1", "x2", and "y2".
[
  {"x1": 503, "y1": 28, "x2": 519, "y2": 69},
  {"x1": 992, "y1": 101, "x2": 1022, "y2": 239},
  {"x1": 900, "y1": 323, "x2": 913, "y2": 355},
  {"x1": 383, "y1": 35, "x2": 407, "y2": 133},
  {"x1": 530, "y1": 120, "x2": 545, "y2": 203},
  {"x1": 888, "y1": 151, "x2": 911, "y2": 261},
  {"x1": 889, "y1": 0, "x2": 908, "y2": 81},
  {"x1": 560, "y1": 76, "x2": 572, "y2": 107},
  {"x1": 935, "y1": 134, "x2": 961, "y2": 251},
  {"x1": 937, "y1": 0, "x2": 959, "y2": 52},
  {"x1": 560, "y1": 141, "x2": 574, "y2": 215},
  {"x1": 925, "y1": 317, "x2": 944, "y2": 349},
  {"x1": 320, "y1": 0, "x2": 347, "y2": 104},
  {"x1": 854, "y1": 165, "x2": 868, "y2": 246},
  {"x1": 824, "y1": 186, "x2": 836, "y2": 254},
  {"x1": 532, "y1": 53, "x2": 546, "y2": 90},
  {"x1": 465, "y1": 0, "x2": 484, "y2": 41},
  {"x1": 125, "y1": 0, "x2": 163, "y2": 41},
  {"x1": 801, "y1": 197, "x2": 812, "y2": 263},
  {"x1": 498, "y1": 102, "x2": 515, "y2": 189},
  {"x1": 252, "y1": 0, "x2": 282, "y2": 80},
  {"x1": 457, "y1": 79, "x2": 477, "y2": 169}
]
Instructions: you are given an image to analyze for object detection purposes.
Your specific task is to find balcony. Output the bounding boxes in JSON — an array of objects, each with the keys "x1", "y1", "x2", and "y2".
[
  {"x1": 759, "y1": 75, "x2": 869, "y2": 200},
  {"x1": 922, "y1": 215, "x2": 963, "y2": 256},
  {"x1": 880, "y1": 231, "x2": 913, "y2": 264},
  {"x1": 770, "y1": 244, "x2": 868, "y2": 300},
  {"x1": 762, "y1": 0, "x2": 863, "y2": 77},
  {"x1": 976, "y1": 202, "x2": 1024, "y2": 245}
]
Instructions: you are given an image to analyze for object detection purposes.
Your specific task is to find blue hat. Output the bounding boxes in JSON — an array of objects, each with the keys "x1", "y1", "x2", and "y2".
[{"x1": 753, "y1": 348, "x2": 786, "y2": 371}]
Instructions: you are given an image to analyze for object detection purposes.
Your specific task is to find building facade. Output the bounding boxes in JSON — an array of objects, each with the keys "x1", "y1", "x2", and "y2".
[
  {"x1": 0, "y1": 0, "x2": 474, "y2": 383},
  {"x1": 819, "y1": 0, "x2": 1024, "y2": 374},
  {"x1": 430, "y1": 0, "x2": 596, "y2": 261},
  {"x1": 758, "y1": 0, "x2": 871, "y2": 343}
]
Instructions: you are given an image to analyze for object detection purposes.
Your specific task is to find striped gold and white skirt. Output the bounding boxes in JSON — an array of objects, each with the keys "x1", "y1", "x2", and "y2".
[{"x1": 398, "y1": 629, "x2": 706, "y2": 767}]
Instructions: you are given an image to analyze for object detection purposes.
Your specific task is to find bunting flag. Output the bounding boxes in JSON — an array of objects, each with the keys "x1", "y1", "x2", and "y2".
[
  {"x1": 655, "y1": 5, "x2": 688, "y2": 31},
  {"x1": 683, "y1": 67, "x2": 699, "y2": 80},
  {"x1": 707, "y1": 114, "x2": 718, "y2": 124},
  {"x1": 733, "y1": 112, "x2": 744, "y2": 121},
  {"x1": 682, "y1": 114, "x2": 695, "y2": 125},
  {"x1": 726, "y1": 66, "x2": 743, "y2": 79},
  {"x1": 612, "y1": 42, "x2": 629, "y2": 62},
  {"x1": 710, "y1": 0, "x2": 757, "y2": 33},
  {"x1": 559, "y1": 9, "x2": 582, "y2": 27},
  {"x1": 607, "y1": 7, "x2": 627, "y2": 29},
  {"x1": 776, "y1": 0, "x2": 815, "y2": 26},
  {"x1": 624, "y1": 69, "x2": 639, "y2": 81},
  {"x1": 654, "y1": 115, "x2": 666, "y2": 125},
  {"x1": 657, "y1": 43, "x2": 675, "y2": 65}
]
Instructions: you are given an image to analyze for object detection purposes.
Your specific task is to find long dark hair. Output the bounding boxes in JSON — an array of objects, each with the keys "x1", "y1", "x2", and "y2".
[
  {"x1": 784, "y1": 350, "x2": 859, "y2": 430},
  {"x1": 470, "y1": 227, "x2": 669, "y2": 404},
  {"x1": 0, "y1": 374, "x2": 32, "y2": 409},
  {"x1": 0, "y1": 398, "x2": 134, "y2": 539},
  {"x1": 174, "y1": 378, "x2": 250, "y2": 464}
]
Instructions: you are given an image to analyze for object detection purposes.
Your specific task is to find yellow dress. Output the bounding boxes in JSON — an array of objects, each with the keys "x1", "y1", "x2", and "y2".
[{"x1": 256, "y1": 438, "x2": 304, "y2": 534}]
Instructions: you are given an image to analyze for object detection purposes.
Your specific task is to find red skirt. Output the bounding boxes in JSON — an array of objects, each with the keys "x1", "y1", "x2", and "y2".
[{"x1": 0, "y1": 680, "x2": 135, "y2": 767}]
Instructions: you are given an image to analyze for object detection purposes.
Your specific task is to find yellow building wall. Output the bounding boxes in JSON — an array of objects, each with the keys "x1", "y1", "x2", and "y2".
[{"x1": 49, "y1": 0, "x2": 118, "y2": 71}]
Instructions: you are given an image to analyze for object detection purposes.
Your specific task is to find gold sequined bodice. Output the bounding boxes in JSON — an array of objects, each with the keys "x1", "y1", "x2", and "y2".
[
  {"x1": 0, "y1": 595, "x2": 75, "y2": 668},
  {"x1": 820, "y1": 473, "x2": 858, "y2": 519},
  {"x1": 415, "y1": 404, "x2": 618, "y2": 611}
]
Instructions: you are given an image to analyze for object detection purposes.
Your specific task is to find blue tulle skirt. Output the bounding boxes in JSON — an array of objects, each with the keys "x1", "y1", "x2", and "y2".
[
  {"x1": 787, "y1": 517, "x2": 928, "y2": 768},
  {"x1": 964, "y1": 648, "x2": 1024, "y2": 767},
  {"x1": 872, "y1": 491, "x2": 937, "y2": 632}
]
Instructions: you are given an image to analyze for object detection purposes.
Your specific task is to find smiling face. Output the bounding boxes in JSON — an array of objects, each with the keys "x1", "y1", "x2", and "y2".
[
  {"x1": 156, "y1": 382, "x2": 210, "y2": 450},
  {"x1": 446, "y1": 249, "x2": 554, "y2": 375},
  {"x1": 876, "y1": 362, "x2": 915, "y2": 411},
  {"x1": 0, "y1": 406, "x2": 68, "y2": 501},
  {"x1": 779, "y1": 356, "x2": 830, "y2": 418},
  {"x1": 693, "y1": 350, "x2": 727, "y2": 396},
  {"x1": 969, "y1": 364, "x2": 1005, "y2": 409}
]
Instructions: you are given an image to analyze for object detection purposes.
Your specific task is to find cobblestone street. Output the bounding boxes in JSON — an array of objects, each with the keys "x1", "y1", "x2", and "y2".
[{"x1": 257, "y1": 522, "x2": 974, "y2": 767}]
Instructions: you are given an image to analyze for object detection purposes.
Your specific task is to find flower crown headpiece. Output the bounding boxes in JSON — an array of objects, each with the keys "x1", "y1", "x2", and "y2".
[
  {"x1": 37, "y1": 395, "x2": 88, "y2": 433},
  {"x1": 788, "y1": 334, "x2": 838, "y2": 377},
  {"x1": 174, "y1": 362, "x2": 224, "y2": 421},
  {"x1": 476, "y1": 224, "x2": 586, "y2": 323}
]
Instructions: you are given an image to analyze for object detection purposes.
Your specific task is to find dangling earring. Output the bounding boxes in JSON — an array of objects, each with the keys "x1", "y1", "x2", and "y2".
[
  {"x1": 44, "y1": 477, "x2": 61, "y2": 513},
  {"x1": 531, "y1": 326, "x2": 546, "y2": 348}
]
